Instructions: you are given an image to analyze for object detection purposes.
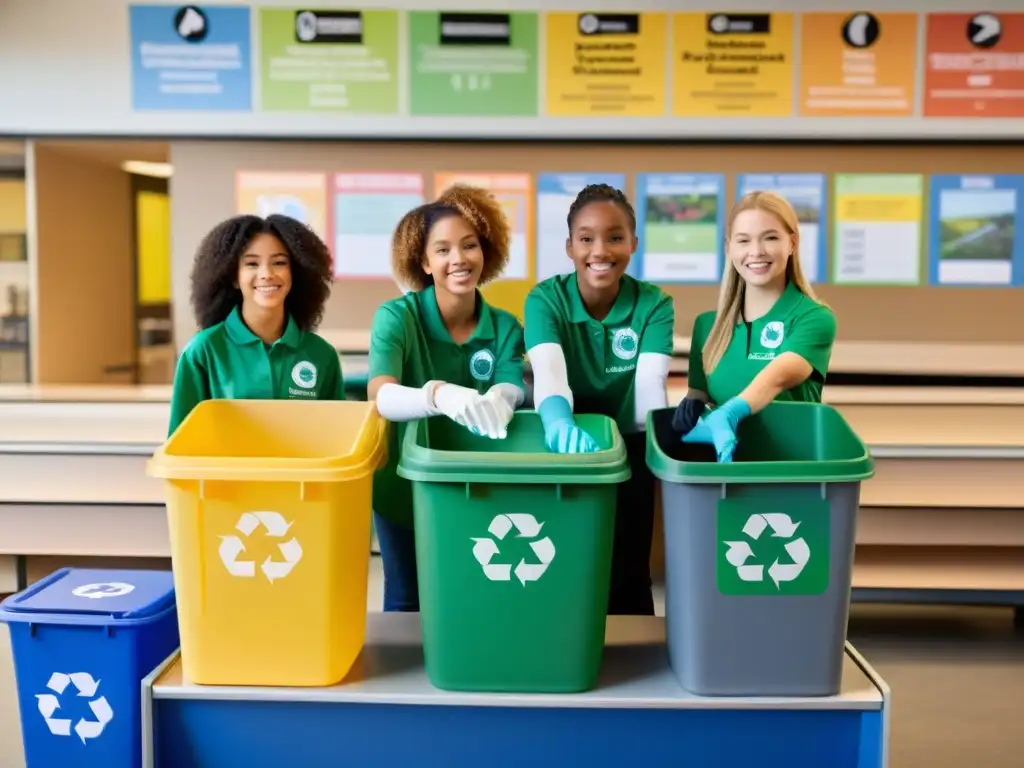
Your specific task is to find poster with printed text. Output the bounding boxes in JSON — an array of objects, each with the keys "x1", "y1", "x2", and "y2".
[
  {"x1": 408, "y1": 12, "x2": 539, "y2": 116},
  {"x1": 259, "y1": 9, "x2": 400, "y2": 113},
  {"x1": 545, "y1": 12, "x2": 667, "y2": 117},
  {"x1": 928, "y1": 174, "x2": 1024, "y2": 287},
  {"x1": 333, "y1": 173, "x2": 424, "y2": 280},
  {"x1": 130, "y1": 4, "x2": 252, "y2": 111},
  {"x1": 799, "y1": 12, "x2": 918, "y2": 116},
  {"x1": 924, "y1": 13, "x2": 1024, "y2": 118},
  {"x1": 535, "y1": 173, "x2": 630, "y2": 283},
  {"x1": 673, "y1": 12, "x2": 795, "y2": 117},
  {"x1": 635, "y1": 174, "x2": 725, "y2": 284},
  {"x1": 736, "y1": 174, "x2": 827, "y2": 283},
  {"x1": 832, "y1": 174, "x2": 924, "y2": 285}
]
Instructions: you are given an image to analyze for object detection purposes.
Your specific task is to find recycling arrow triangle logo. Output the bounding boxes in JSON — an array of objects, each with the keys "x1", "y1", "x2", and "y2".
[
  {"x1": 35, "y1": 672, "x2": 113, "y2": 744},
  {"x1": 472, "y1": 514, "x2": 556, "y2": 586},
  {"x1": 219, "y1": 511, "x2": 304, "y2": 583}
]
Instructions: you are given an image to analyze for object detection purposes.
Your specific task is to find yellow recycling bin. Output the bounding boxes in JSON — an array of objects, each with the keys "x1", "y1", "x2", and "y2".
[{"x1": 147, "y1": 399, "x2": 387, "y2": 687}]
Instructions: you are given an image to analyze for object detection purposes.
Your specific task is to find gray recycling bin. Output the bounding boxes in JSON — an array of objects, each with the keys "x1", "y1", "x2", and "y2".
[{"x1": 647, "y1": 401, "x2": 874, "y2": 696}]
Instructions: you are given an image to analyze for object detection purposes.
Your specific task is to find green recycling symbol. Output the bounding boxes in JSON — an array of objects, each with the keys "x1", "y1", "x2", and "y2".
[{"x1": 717, "y1": 500, "x2": 830, "y2": 596}]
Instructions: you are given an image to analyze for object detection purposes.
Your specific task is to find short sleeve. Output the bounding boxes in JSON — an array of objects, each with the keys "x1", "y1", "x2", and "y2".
[
  {"x1": 639, "y1": 291, "x2": 675, "y2": 356},
  {"x1": 782, "y1": 306, "x2": 837, "y2": 376},
  {"x1": 523, "y1": 290, "x2": 561, "y2": 351},
  {"x1": 167, "y1": 343, "x2": 210, "y2": 437},
  {"x1": 686, "y1": 313, "x2": 711, "y2": 394},
  {"x1": 319, "y1": 348, "x2": 346, "y2": 401},
  {"x1": 368, "y1": 305, "x2": 406, "y2": 380},
  {"x1": 493, "y1": 319, "x2": 526, "y2": 389}
]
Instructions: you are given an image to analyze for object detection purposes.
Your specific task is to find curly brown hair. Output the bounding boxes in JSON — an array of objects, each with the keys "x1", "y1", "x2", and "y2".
[
  {"x1": 391, "y1": 184, "x2": 511, "y2": 291},
  {"x1": 190, "y1": 214, "x2": 333, "y2": 331}
]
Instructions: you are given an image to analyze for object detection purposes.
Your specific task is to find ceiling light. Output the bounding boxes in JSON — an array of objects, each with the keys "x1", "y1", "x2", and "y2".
[{"x1": 121, "y1": 160, "x2": 173, "y2": 179}]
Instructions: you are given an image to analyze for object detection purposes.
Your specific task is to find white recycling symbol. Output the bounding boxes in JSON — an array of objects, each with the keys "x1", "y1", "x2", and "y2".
[
  {"x1": 218, "y1": 511, "x2": 303, "y2": 583},
  {"x1": 724, "y1": 513, "x2": 810, "y2": 589},
  {"x1": 35, "y1": 672, "x2": 113, "y2": 744},
  {"x1": 472, "y1": 514, "x2": 556, "y2": 586}
]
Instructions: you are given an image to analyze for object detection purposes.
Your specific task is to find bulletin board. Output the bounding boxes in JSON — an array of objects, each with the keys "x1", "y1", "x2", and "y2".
[{"x1": 170, "y1": 140, "x2": 1024, "y2": 345}]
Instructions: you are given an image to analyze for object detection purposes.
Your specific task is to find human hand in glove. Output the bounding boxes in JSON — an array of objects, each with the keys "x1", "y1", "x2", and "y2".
[
  {"x1": 537, "y1": 395, "x2": 600, "y2": 454},
  {"x1": 681, "y1": 396, "x2": 751, "y2": 462},
  {"x1": 432, "y1": 383, "x2": 511, "y2": 439}
]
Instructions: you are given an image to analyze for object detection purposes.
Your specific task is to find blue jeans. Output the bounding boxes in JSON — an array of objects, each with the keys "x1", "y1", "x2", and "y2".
[{"x1": 373, "y1": 511, "x2": 420, "y2": 612}]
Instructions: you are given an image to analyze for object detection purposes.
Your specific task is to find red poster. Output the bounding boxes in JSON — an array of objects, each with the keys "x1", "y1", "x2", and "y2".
[{"x1": 924, "y1": 12, "x2": 1024, "y2": 117}]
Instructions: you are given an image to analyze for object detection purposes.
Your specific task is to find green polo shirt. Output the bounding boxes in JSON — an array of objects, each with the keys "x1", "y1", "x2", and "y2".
[
  {"x1": 688, "y1": 281, "x2": 837, "y2": 405},
  {"x1": 168, "y1": 306, "x2": 345, "y2": 436},
  {"x1": 369, "y1": 286, "x2": 525, "y2": 526},
  {"x1": 524, "y1": 273, "x2": 675, "y2": 435}
]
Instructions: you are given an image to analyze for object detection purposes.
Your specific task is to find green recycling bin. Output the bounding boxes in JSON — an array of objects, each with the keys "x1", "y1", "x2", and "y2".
[
  {"x1": 398, "y1": 411, "x2": 630, "y2": 693},
  {"x1": 647, "y1": 401, "x2": 874, "y2": 697}
]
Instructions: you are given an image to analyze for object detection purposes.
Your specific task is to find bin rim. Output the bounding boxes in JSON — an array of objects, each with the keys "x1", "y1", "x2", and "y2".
[
  {"x1": 146, "y1": 403, "x2": 388, "y2": 484},
  {"x1": 645, "y1": 402, "x2": 875, "y2": 485},
  {"x1": 0, "y1": 567, "x2": 178, "y2": 628},
  {"x1": 397, "y1": 412, "x2": 631, "y2": 485}
]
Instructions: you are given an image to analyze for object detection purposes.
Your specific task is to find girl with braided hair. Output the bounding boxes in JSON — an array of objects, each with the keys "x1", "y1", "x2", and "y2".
[
  {"x1": 367, "y1": 184, "x2": 526, "y2": 612},
  {"x1": 524, "y1": 183, "x2": 675, "y2": 616}
]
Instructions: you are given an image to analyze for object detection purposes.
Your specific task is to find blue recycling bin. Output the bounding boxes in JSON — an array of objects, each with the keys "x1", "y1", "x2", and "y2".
[{"x1": 0, "y1": 568, "x2": 179, "y2": 768}]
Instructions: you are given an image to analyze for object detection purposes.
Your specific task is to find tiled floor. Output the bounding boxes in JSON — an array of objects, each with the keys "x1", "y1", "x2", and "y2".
[{"x1": 1, "y1": 559, "x2": 1023, "y2": 767}]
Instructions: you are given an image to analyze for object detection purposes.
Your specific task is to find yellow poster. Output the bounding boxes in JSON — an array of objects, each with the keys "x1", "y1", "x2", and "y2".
[
  {"x1": 235, "y1": 171, "x2": 329, "y2": 241},
  {"x1": 673, "y1": 12, "x2": 795, "y2": 117},
  {"x1": 545, "y1": 12, "x2": 667, "y2": 117}
]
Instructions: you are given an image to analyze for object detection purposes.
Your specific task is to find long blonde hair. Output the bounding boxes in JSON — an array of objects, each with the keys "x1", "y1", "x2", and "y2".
[{"x1": 702, "y1": 191, "x2": 823, "y2": 373}]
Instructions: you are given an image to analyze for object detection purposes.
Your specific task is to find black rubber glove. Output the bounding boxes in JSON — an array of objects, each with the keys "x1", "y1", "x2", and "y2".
[{"x1": 671, "y1": 397, "x2": 710, "y2": 437}]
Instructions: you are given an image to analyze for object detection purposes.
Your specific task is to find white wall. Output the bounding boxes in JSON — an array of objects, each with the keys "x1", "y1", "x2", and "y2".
[{"x1": 1, "y1": 0, "x2": 1021, "y2": 140}]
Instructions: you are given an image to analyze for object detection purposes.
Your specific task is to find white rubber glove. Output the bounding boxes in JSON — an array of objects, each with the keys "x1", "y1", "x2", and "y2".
[{"x1": 432, "y1": 383, "x2": 513, "y2": 439}]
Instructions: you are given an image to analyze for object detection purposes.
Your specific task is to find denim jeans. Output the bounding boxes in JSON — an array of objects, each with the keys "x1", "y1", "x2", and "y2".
[
  {"x1": 373, "y1": 511, "x2": 420, "y2": 612},
  {"x1": 607, "y1": 431, "x2": 656, "y2": 616}
]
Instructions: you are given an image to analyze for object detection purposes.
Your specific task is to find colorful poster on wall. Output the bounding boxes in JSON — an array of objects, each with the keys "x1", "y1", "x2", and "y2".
[
  {"x1": 545, "y1": 12, "x2": 667, "y2": 116},
  {"x1": 130, "y1": 4, "x2": 252, "y2": 111},
  {"x1": 333, "y1": 173, "x2": 424, "y2": 280},
  {"x1": 635, "y1": 174, "x2": 724, "y2": 284},
  {"x1": 799, "y1": 12, "x2": 918, "y2": 116},
  {"x1": 673, "y1": 13, "x2": 795, "y2": 117},
  {"x1": 408, "y1": 12, "x2": 538, "y2": 116},
  {"x1": 924, "y1": 13, "x2": 1024, "y2": 117},
  {"x1": 928, "y1": 174, "x2": 1024, "y2": 287},
  {"x1": 736, "y1": 174, "x2": 827, "y2": 284},
  {"x1": 258, "y1": 9, "x2": 399, "y2": 113},
  {"x1": 535, "y1": 173, "x2": 628, "y2": 283},
  {"x1": 832, "y1": 174, "x2": 924, "y2": 285},
  {"x1": 434, "y1": 173, "x2": 532, "y2": 281},
  {"x1": 235, "y1": 172, "x2": 328, "y2": 240}
]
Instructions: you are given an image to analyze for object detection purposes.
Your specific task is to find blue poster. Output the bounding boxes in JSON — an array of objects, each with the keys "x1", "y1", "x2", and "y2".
[
  {"x1": 736, "y1": 174, "x2": 828, "y2": 284},
  {"x1": 635, "y1": 173, "x2": 725, "y2": 285},
  {"x1": 129, "y1": 4, "x2": 252, "y2": 111},
  {"x1": 928, "y1": 174, "x2": 1024, "y2": 287},
  {"x1": 536, "y1": 173, "x2": 629, "y2": 282}
]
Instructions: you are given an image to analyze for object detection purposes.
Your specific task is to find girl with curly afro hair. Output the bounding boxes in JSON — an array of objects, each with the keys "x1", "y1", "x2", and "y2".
[
  {"x1": 167, "y1": 214, "x2": 344, "y2": 436},
  {"x1": 367, "y1": 184, "x2": 527, "y2": 612}
]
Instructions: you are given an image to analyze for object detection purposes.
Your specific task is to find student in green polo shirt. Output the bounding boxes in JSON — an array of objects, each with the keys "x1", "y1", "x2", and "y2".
[
  {"x1": 168, "y1": 214, "x2": 343, "y2": 435},
  {"x1": 676, "y1": 190, "x2": 837, "y2": 462},
  {"x1": 369, "y1": 184, "x2": 526, "y2": 612},
  {"x1": 525, "y1": 183, "x2": 675, "y2": 616}
]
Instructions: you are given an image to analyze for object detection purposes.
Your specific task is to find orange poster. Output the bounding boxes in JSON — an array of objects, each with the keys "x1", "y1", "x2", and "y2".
[
  {"x1": 799, "y1": 12, "x2": 918, "y2": 116},
  {"x1": 924, "y1": 12, "x2": 1024, "y2": 117}
]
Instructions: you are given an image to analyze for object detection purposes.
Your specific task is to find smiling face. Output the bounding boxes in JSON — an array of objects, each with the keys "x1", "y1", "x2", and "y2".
[
  {"x1": 421, "y1": 214, "x2": 484, "y2": 297},
  {"x1": 236, "y1": 233, "x2": 292, "y2": 313},
  {"x1": 566, "y1": 201, "x2": 637, "y2": 292},
  {"x1": 727, "y1": 208, "x2": 796, "y2": 289}
]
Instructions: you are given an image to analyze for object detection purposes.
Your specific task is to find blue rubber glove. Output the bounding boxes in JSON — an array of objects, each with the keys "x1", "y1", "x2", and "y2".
[
  {"x1": 681, "y1": 396, "x2": 751, "y2": 462},
  {"x1": 537, "y1": 396, "x2": 600, "y2": 454}
]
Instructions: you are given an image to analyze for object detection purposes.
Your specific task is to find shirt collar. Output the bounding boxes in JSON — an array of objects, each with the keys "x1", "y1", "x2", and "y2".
[
  {"x1": 225, "y1": 305, "x2": 303, "y2": 348},
  {"x1": 417, "y1": 285, "x2": 496, "y2": 344},
  {"x1": 567, "y1": 273, "x2": 637, "y2": 326}
]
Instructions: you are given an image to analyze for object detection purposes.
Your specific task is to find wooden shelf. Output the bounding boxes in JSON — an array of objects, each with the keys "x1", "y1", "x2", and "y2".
[{"x1": 853, "y1": 546, "x2": 1024, "y2": 593}]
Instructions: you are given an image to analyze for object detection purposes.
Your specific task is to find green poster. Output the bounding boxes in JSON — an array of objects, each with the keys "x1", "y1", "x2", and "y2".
[
  {"x1": 408, "y1": 11, "x2": 539, "y2": 116},
  {"x1": 716, "y1": 498, "x2": 831, "y2": 596},
  {"x1": 259, "y1": 9, "x2": 399, "y2": 113}
]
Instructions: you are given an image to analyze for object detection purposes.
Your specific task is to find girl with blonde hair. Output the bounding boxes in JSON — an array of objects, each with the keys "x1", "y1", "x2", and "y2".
[{"x1": 673, "y1": 190, "x2": 837, "y2": 462}]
